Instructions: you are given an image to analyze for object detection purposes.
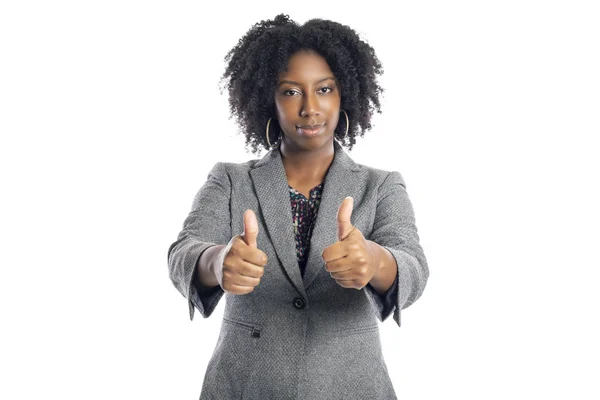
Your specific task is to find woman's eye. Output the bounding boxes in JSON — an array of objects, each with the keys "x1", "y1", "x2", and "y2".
[
  {"x1": 319, "y1": 87, "x2": 333, "y2": 93},
  {"x1": 283, "y1": 89, "x2": 299, "y2": 96}
]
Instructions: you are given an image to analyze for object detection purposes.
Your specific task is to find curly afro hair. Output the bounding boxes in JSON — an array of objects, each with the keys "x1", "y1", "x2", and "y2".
[{"x1": 219, "y1": 14, "x2": 384, "y2": 155}]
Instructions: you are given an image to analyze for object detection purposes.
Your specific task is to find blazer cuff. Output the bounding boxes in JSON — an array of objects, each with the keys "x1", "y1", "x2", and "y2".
[
  {"x1": 365, "y1": 244, "x2": 426, "y2": 328},
  {"x1": 186, "y1": 243, "x2": 225, "y2": 321},
  {"x1": 364, "y1": 269, "x2": 399, "y2": 325},
  {"x1": 385, "y1": 245, "x2": 427, "y2": 327}
]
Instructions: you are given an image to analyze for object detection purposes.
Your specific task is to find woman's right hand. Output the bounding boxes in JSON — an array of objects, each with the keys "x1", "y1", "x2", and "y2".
[{"x1": 213, "y1": 210, "x2": 268, "y2": 295}]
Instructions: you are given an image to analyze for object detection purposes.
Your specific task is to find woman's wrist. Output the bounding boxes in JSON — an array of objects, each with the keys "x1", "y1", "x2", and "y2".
[{"x1": 195, "y1": 245, "x2": 226, "y2": 289}]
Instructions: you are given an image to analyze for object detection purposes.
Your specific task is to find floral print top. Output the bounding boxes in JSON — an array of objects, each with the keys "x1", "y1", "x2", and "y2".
[{"x1": 288, "y1": 182, "x2": 324, "y2": 277}]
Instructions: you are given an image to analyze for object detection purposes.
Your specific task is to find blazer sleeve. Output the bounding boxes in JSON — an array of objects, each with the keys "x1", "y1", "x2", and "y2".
[
  {"x1": 363, "y1": 171, "x2": 429, "y2": 327},
  {"x1": 167, "y1": 162, "x2": 231, "y2": 321}
]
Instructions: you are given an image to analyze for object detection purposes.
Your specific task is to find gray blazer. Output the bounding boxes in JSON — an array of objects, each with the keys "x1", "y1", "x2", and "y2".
[{"x1": 168, "y1": 140, "x2": 429, "y2": 400}]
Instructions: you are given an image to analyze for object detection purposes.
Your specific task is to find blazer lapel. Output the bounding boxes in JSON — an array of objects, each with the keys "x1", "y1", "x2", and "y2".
[
  {"x1": 250, "y1": 140, "x2": 364, "y2": 295},
  {"x1": 301, "y1": 141, "x2": 364, "y2": 289},
  {"x1": 250, "y1": 145, "x2": 304, "y2": 295}
]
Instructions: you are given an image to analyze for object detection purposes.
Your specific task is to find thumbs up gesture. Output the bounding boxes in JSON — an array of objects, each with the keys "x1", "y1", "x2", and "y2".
[
  {"x1": 321, "y1": 197, "x2": 380, "y2": 290},
  {"x1": 214, "y1": 209, "x2": 269, "y2": 295}
]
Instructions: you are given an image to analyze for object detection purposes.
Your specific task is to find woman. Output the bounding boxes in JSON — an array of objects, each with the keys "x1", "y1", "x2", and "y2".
[{"x1": 168, "y1": 14, "x2": 429, "y2": 400}]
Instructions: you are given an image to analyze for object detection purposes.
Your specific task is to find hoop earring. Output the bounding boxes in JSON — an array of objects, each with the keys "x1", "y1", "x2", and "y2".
[
  {"x1": 266, "y1": 118, "x2": 276, "y2": 148},
  {"x1": 339, "y1": 109, "x2": 349, "y2": 139}
]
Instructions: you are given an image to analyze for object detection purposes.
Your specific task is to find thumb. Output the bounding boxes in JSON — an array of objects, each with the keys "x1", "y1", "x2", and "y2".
[
  {"x1": 242, "y1": 209, "x2": 258, "y2": 248},
  {"x1": 337, "y1": 197, "x2": 354, "y2": 241}
]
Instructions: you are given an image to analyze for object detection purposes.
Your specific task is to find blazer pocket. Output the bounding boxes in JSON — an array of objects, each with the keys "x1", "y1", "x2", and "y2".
[
  {"x1": 222, "y1": 316, "x2": 263, "y2": 338},
  {"x1": 332, "y1": 323, "x2": 379, "y2": 338},
  {"x1": 202, "y1": 317, "x2": 263, "y2": 399}
]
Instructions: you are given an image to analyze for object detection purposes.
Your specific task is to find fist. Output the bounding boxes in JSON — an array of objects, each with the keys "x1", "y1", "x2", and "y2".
[
  {"x1": 322, "y1": 197, "x2": 379, "y2": 290},
  {"x1": 214, "y1": 209, "x2": 269, "y2": 295}
]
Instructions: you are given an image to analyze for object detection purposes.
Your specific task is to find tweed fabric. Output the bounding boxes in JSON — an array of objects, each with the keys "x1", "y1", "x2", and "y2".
[{"x1": 167, "y1": 140, "x2": 429, "y2": 399}]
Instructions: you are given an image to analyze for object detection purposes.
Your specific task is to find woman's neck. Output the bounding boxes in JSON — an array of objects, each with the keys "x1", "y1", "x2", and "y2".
[{"x1": 279, "y1": 139, "x2": 335, "y2": 183}]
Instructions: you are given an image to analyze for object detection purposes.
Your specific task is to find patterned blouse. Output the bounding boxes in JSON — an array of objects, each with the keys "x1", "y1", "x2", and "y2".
[{"x1": 288, "y1": 182, "x2": 324, "y2": 277}]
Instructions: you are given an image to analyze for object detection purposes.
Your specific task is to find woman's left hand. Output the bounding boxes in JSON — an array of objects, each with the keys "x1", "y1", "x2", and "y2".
[{"x1": 321, "y1": 197, "x2": 380, "y2": 290}]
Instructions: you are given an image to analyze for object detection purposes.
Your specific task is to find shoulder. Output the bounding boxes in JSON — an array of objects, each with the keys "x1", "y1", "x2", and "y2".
[
  {"x1": 212, "y1": 158, "x2": 259, "y2": 175},
  {"x1": 205, "y1": 159, "x2": 262, "y2": 185},
  {"x1": 353, "y1": 162, "x2": 407, "y2": 189}
]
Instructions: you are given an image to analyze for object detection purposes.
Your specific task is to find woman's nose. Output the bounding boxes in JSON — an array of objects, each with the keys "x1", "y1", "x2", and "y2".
[{"x1": 300, "y1": 93, "x2": 320, "y2": 117}]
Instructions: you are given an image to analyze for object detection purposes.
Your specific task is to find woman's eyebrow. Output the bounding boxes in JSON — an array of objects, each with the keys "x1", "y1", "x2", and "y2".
[{"x1": 277, "y1": 77, "x2": 336, "y2": 86}]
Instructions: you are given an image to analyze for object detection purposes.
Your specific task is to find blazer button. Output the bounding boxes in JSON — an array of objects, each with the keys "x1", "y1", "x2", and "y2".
[{"x1": 293, "y1": 297, "x2": 306, "y2": 309}]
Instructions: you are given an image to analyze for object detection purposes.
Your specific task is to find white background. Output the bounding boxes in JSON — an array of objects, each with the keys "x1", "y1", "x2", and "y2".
[{"x1": 1, "y1": 1, "x2": 599, "y2": 399}]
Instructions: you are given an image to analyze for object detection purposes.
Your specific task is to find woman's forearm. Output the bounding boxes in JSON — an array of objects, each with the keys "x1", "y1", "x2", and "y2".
[
  {"x1": 194, "y1": 245, "x2": 226, "y2": 289},
  {"x1": 367, "y1": 241, "x2": 398, "y2": 295}
]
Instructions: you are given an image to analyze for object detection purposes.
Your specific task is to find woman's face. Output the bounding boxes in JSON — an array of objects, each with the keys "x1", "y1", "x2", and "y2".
[{"x1": 274, "y1": 50, "x2": 341, "y2": 151}]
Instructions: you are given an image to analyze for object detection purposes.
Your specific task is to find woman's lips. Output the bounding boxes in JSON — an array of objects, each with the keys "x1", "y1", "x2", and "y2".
[{"x1": 296, "y1": 124, "x2": 325, "y2": 137}]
